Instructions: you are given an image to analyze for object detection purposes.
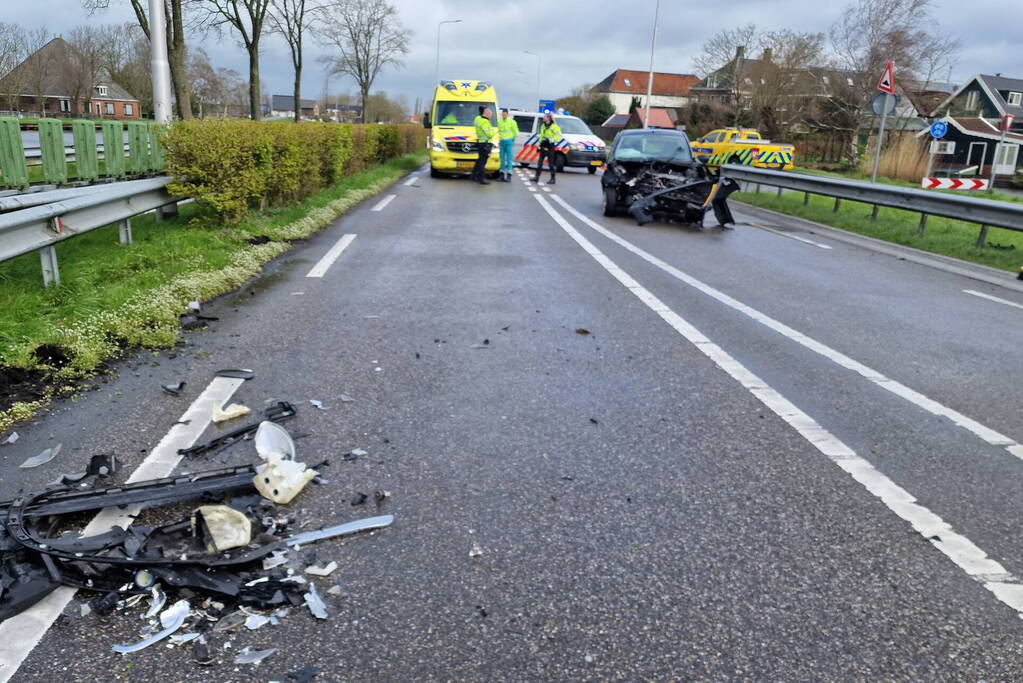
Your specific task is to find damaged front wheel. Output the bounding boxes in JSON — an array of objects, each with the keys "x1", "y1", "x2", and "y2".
[{"x1": 602, "y1": 187, "x2": 618, "y2": 217}]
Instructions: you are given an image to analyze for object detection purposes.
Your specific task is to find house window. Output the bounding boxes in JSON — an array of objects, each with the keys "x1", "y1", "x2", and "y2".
[
  {"x1": 822, "y1": 75, "x2": 830, "y2": 85},
  {"x1": 744, "y1": 78, "x2": 752, "y2": 85},
  {"x1": 965, "y1": 90, "x2": 979, "y2": 111},
  {"x1": 58, "y1": 99, "x2": 70, "y2": 113},
  {"x1": 124, "y1": 103, "x2": 134, "y2": 116},
  {"x1": 96, "y1": 85, "x2": 108, "y2": 96},
  {"x1": 96, "y1": 102, "x2": 102, "y2": 115},
  {"x1": 105, "y1": 102, "x2": 115, "y2": 115},
  {"x1": 1008, "y1": 92, "x2": 1022, "y2": 106},
  {"x1": 847, "y1": 77, "x2": 855, "y2": 86},
  {"x1": 623, "y1": 78, "x2": 632, "y2": 87}
]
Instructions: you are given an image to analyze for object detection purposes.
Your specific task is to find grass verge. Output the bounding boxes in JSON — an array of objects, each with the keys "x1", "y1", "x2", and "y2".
[
  {"x1": 734, "y1": 188, "x2": 1023, "y2": 273},
  {"x1": 0, "y1": 151, "x2": 426, "y2": 431}
]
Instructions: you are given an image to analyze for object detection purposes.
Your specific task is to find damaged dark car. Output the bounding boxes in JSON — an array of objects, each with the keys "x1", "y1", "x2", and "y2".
[{"x1": 601, "y1": 128, "x2": 739, "y2": 227}]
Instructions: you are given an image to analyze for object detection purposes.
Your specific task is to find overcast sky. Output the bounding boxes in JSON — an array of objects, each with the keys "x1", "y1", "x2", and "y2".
[{"x1": 4, "y1": 0, "x2": 1021, "y2": 111}]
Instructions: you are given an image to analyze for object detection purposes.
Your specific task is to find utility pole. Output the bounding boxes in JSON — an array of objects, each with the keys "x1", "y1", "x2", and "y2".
[
  {"x1": 524, "y1": 51, "x2": 540, "y2": 110},
  {"x1": 434, "y1": 19, "x2": 462, "y2": 87},
  {"x1": 148, "y1": 0, "x2": 173, "y2": 124},
  {"x1": 643, "y1": 0, "x2": 660, "y2": 128},
  {"x1": 989, "y1": 114, "x2": 1011, "y2": 191}
]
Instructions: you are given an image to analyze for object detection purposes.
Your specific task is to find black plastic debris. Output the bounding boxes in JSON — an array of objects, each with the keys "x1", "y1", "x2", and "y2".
[
  {"x1": 192, "y1": 635, "x2": 214, "y2": 665},
  {"x1": 350, "y1": 492, "x2": 367, "y2": 506},
  {"x1": 575, "y1": 328, "x2": 591, "y2": 335},
  {"x1": 214, "y1": 369, "x2": 256, "y2": 380},
  {"x1": 178, "y1": 402, "x2": 296, "y2": 457},
  {"x1": 162, "y1": 381, "x2": 186, "y2": 396},
  {"x1": 287, "y1": 665, "x2": 323, "y2": 682}
]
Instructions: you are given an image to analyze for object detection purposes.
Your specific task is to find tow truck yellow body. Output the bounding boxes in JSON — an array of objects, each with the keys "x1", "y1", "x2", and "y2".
[{"x1": 691, "y1": 128, "x2": 795, "y2": 171}]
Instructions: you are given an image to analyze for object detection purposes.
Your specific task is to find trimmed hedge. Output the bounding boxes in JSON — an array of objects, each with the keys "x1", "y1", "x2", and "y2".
[{"x1": 163, "y1": 120, "x2": 425, "y2": 222}]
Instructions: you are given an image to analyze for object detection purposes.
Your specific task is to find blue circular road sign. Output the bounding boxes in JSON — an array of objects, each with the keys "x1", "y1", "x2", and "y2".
[{"x1": 930, "y1": 120, "x2": 948, "y2": 139}]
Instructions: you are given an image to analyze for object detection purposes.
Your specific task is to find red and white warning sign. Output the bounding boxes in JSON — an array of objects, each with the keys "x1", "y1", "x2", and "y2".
[
  {"x1": 921, "y1": 177, "x2": 989, "y2": 190},
  {"x1": 876, "y1": 60, "x2": 896, "y2": 95}
]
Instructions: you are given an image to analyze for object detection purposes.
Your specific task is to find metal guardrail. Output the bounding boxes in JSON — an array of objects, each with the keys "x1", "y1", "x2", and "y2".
[
  {"x1": 0, "y1": 176, "x2": 179, "y2": 286},
  {"x1": 721, "y1": 165, "x2": 1023, "y2": 242}
]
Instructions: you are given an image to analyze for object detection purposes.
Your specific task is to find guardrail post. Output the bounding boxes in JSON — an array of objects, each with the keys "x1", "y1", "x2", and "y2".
[
  {"x1": 870, "y1": 205, "x2": 880, "y2": 221},
  {"x1": 833, "y1": 198, "x2": 841, "y2": 212},
  {"x1": 755, "y1": 184, "x2": 761, "y2": 194},
  {"x1": 72, "y1": 120, "x2": 99, "y2": 182},
  {"x1": 776, "y1": 186, "x2": 783, "y2": 198},
  {"x1": 158, "y1": 202, "x2": 178, "y2": 220},
  {"x1": 0, "y1": 117, "x2": 28, "y2": 189},
  {"x1": 37, "y1": 119, "x2": 68, "y2": 185},
  {"x1": 976, "y1": 224, "x2": 989, "y2": 248},
  {"x1": 917, "y1": 213, "x2": 928, "y2": 236},
  {"x1": 119, "y1": 218, "x2": 133, "y2": 245},
  {"x1": 803, "y1": 192, "x2": 810, "y2": 206},
  {"x1": 39, "y1": 246, "x2": 60, "y2": 287}
]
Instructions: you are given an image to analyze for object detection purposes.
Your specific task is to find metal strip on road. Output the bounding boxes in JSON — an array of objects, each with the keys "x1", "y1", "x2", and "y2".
[
  {"x1": 963, "y1": 289, "x2": 1023, "y2": 312},
  {"x1": 371, "y1": 194, "x2": 396, "y2": 212},
  {"x1": 0, "y1": 376, "x2": 245, "y2": 683},
  {"x1": 549, "y1": 195, "x2": 1023, "y2": 462},
  {"x1": 748, "y1": 221, "x2": 833, "y2": 250},
  {"x1": 306, "y1": 233, "x2": 357, "y2": 278},
  {"x1": 533, "y1": 193, "x2": 1023, "y2": 619}
]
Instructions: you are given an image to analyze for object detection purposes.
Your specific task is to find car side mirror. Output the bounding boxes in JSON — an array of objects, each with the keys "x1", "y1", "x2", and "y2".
[{"x1": 423, "y1": 112, "x2": 431, "y2": 129}]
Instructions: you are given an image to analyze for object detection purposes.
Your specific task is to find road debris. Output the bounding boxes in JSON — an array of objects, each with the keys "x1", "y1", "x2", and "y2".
[
  {"x1": 215, "y1": 369, "x2": 256, "y2": 380},
  {"x1": 162, "y1": 381, "x2": 186, "y2": 396},
  {"x1": 469, "y1": 542, "x2": 484, "y2": 558},
  {"x1": 309, "y1": 399, "x2": 328, "y2": 411},
  {"x1": 304, "y1": 561, "x2": 338, "y2": 577},
  {"x1": 19, "y1": 443, "x2": 62, "y2": 469},
  {"x1": 112, "y1": 600, "x2": 190, "y2": 653},
  {"x1": 193, "y1": 505, "x2": 252, "y2": 553},
  {"x1": 255, "y1": 453, "x2": 317, "y2": 504},
  {"x1": 244, "y1": 614, "x2": 271, "y2": 630},
  {"x1": 303, "y1": 584, "x2": 328, "y2": 620},
  {"x1": 338, "y1": 393, "x2": 355, "y2": 403},
  {"x1": 235, "y1": 646, "x2": 277, "y2": 665},
  {"x1": 2, "y1": 432, "x2": 19, "y2": 445},
  {"x1": 287, "y1": 665, "x2": 323, "y2": 682},
  {"x1": 179, "y1": 402, "x2": 296, "y2": 457},
  {"x1": 350, "y1": 492, "x2": 368, "y2": 506},
  {"x1": 575, "y1": 328, "x2": 591, "y2": 335},
  {"x1": 326, "y1": 585, "x2": 342, "y2": 596},
  {"x1": 212, "y1": 403, "x2": 251, "y2": 423}
]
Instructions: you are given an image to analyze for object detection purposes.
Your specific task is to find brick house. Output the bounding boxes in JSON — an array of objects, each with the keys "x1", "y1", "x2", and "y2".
[{"x1": 591, "y1": 69, "x2": 701, "y2": 114}]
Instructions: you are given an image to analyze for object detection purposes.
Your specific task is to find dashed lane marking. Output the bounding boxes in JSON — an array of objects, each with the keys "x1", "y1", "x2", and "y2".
[
  {"x1": 306, "y1": 234, "x2": 357, "y2": 278},
  {"x1": 550, "y1": 194, "x2": 1023, "y2": 462},
  {"x1": 0, "y1": 377, "x2": 246, "y2": 682},
  {"x1": 403, "y1": 176, "x2": 419, "y2": 186},
  {"x1": 964, "y1": 289, "x2": 1023, "y2": 312},
  {"x1": 371, "y1": 194, "x2": 396, "y2": 212},
  {"x1": 534, "y1": 192, "x2": 1023, "y2": 620}
]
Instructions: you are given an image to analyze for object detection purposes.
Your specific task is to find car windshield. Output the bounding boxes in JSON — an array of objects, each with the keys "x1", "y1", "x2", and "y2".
[
  {"x1": 434, "y1": 101, "x2": 496, "y2": 126},
  {"x1": 554, "y1": 117, "x2": 592, "y2": 135},
  {"x1": 613, "y1": 134, "x2": 693, "y2": 163}
]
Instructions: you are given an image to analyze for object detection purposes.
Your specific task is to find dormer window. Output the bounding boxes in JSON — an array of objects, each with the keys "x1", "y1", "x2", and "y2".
[
  {"x1": 1008, "y1": 92, "x2": 1022, "y2": 106},
  {"x1": 623, "y1": 78, "x2": 632, "y2": 87},
  {"x1": 965, "y1": 90, "x2": 979, "y2": 110},
  {"x1": 96, "y1": 85, "x2": 108, "y2": 96}
]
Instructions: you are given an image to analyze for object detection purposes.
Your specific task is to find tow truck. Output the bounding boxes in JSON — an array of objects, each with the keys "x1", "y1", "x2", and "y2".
[{"x1": 691, "y1": 128, "x2": 795, "y2": 171}]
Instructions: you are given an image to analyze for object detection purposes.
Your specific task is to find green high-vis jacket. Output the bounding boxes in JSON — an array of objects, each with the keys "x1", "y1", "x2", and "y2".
[
  {"x1": 539, "y1": 120, "x2": 561, "y2": 144},
  {"x1": 474, "y1": 115, "x2": 495, "y2": 143},
  {"x1": 498, "y1": 117, "x2": 519, "y2": 140}
]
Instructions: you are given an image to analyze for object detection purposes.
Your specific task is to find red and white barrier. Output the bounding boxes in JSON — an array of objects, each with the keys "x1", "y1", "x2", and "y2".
[{"x1": 921, "y1": 177, "x2": 989, "y2": 190}]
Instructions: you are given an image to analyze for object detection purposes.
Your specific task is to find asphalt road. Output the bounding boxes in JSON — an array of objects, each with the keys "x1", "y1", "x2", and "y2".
[{"x1": 2, "y1": 161, "x2": 1023, "y2": 681}]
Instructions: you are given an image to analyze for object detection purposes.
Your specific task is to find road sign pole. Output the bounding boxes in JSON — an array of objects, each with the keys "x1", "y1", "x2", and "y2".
[
  {"x1": 989, "y1": 126, "x2": 1007, "y2": 193},
  {"x1": 925, "y1": 148, "x2": 935, "y2": 179},
  {"x1": 870, "y1": 93, "x2": 890, "y2": 184}
]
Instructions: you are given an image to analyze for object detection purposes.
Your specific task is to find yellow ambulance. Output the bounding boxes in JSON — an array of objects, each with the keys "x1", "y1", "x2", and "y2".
[{"x1": 423, "y1": 80, "x2": 501, "y2": 178}]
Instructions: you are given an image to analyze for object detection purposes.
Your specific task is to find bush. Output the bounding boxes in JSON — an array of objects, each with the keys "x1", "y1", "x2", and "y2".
[{"x1": 163, "y1": 120, "x2": 424, "y2": 223}]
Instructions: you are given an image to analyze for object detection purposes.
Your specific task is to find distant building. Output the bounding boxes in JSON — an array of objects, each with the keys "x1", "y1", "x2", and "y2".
[
  {"x1": 323, "y1": 103, "x2": 363, "y2": 123},
  {"x1": 0, "y1": 37, "x2": 142, "y2": 119},
  {"x1": 591, "y1": 69, "x2": 700, "y2": 114},
  {"x1": 271, "y1": 94, "x2": 319, "y2": 119},
  {"x1": 625, "y1": 107, "x2": 678, "y2": 130}
]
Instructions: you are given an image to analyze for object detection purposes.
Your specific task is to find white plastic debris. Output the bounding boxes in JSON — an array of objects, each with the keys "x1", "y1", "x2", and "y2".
[
  {"x1": 19, "y1": 443, "x2": 62, "y2": 469},
  {"x1": 192, "y1": 505, "x2": 252, "y2": 553},
  {"x1": 212, "y1": 403, "x2": 250, "y2": 423},
  {"x1": 262, "y1": 550, "x2": 289, "y2": 570},
  {"x1": 304, "y1": 561, "x2": 338, "y2": 577},
  {"x1": 309, "y1": 399, "x2": 328, "y2": 410},
  {"x1": 143, "y1": 586, "x2": 166, "y2": 619},
  {"x1": 234, "y1": 647, "x2": 277, "y2": 666},
  {"x1": 112, "y1": 600, "x2": 190, "y2": 653},
  {"x1": 169, "y1": 632, "x2": 201, "y2": 646},
  {"x1": 254, "y1": 453, "x2": 317, "y2": 504},
  {"x1": 255, "y1": 421, "x2": 295, "y2": 461},
  {"x1": 350, "y1": 448, "x2": 368, "y2": 457},
  {"x1": 338, "y1": 394, "x2": 355, "y2": 403},
  {"x1": 303, "y1": 584, "x2": 328, "y2": 620},
  {"x1": 187, "y1": 300, "x2": 201, "y2": 312},
  {"x1": 2, "y1": 432, "x2": 18, "y2": 445},
  {"x1": 469, "y1": 542, "x2": 484, "y2": 558},
  {"x1": 244, "y1": 614, "x2": 270, "y2": 630},
  {"x1": 326, "y1": 585, "x2": 342, "y2": 596}
]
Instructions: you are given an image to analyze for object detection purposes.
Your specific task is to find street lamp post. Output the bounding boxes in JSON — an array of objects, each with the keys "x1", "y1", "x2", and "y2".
[
  {"x1": 148, "y1": 0, "x2": 173, "y2": 123},
  {"x1": 434, "y1": 19, "x2": 463, "y2": 87},
  {"x1": 523, "y1": 51, "x2": 541, "y2": 110},
  {"x1": 643, "y1": 0, "x2": 661, "y2": 128}
]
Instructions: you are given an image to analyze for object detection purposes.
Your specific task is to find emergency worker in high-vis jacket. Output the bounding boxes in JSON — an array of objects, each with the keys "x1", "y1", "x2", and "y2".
[
  {"x1": 473, "y1": 106, "x2": 495, "y2": 185},
  {"x1": 533, "y1": 112, "x2": 561, "y2": 184},
  {"x1": 497, "y1": 108, "x2": 518, "y2": 182}
]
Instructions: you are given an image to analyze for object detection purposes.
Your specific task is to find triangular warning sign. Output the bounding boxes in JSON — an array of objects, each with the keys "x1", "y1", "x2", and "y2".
[{"x1": 877, "y1": 60, "x2": 896, "y2": 95}]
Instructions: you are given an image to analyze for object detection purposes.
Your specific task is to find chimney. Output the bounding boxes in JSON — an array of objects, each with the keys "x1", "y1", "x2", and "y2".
[
  {"x1": 735, "y1": 45, "x2": 745, "y2": 62},
  {"x1": 762, "y1": 47, "x2": 773, "y2": 62}
]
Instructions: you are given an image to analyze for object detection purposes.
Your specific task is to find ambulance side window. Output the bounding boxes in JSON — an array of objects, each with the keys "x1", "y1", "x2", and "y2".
[{"x1": 514, "y1": 115, "x2": 535, "y2": 133}]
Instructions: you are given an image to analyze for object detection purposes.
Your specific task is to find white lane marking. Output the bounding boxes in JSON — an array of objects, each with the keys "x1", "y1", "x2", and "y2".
[
  {"x1": 306, "y1": 233, "x2": 357, "y2": 278},
  {"x1": 371, "y1": 194, "x2": 396, "y2": 212},
  {"x1": 403, "y1": 176, "x2": 418, "y2": 186},
  {"x1": 528, "y1": 187, "x2": 537, "y2": 192},
  {"x1": 534, "y1": 193, "x2": 1023, "y2": 616},
  {"x1": 550, "y1": 194, "x2": 1023, "y2": 460},
  {"x1": 964, "y1": 289, "x2": 1023, "y2": 312},
  {"x1": 542, "y1": 187, "x2": 552, "y2": 193},
  {"x1": 749, "y1": 222, "x2": 833, "y2": 249},
  {"x1": 0, "y1": 377, "x2": 244, "y2": 682}
]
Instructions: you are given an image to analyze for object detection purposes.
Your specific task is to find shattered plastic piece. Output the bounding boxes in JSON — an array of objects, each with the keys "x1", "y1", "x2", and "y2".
[
  {"x1": 575, "y1": 328, "x2": 591, "y2": 335},
  {"x1": 308, "y1": 399, "x2": 328, "y2": 411},
  {"x1": 212, "y1": 403, "x2": 251, "y2": 423},
  {"x1": 215, "y1": 369, "x2": 256, "y2": 380},
  {"x1": 187, "y1": 300, "x2": 201, "y2": 312},
  {"x1": 338, "y1": 394, "x2": 355, "y2": 403},
  {"x1": 235, "y1": 647, "x2": 277, "y2": 666},
  {"x1": 193, "y1": 635, "x2": 214, "y2": 665},
  {"x1": 255, "y1": 421, "x2": 296, "y2": 461},
  {"x1": 112, "y1": 600, "x2": 189, "y2": 653},
  {"x1": 350, "y1": 448, "x2": 368, "y2": 457},
  {"x1": 303, "y1": 584, "x2": 327, "y2": 620},
  {"x1": 262, "y1": 550, "x2": 289, "y2": 570},
  {"x1": 91, "y1": 591, "x2": 120, "y2": 616},
  {"x1": 304, "y1": 561, "x2": 338, "y2": 577},
  {"x1": 179, "y1": 402, "x2": 295, "y2": 457},
  {"x1": 245, "y1": 614, "x2": 270, "y2": 630},
  {"x1": 326, "y1": 585, "x2": 342, "y2": 596},
  {"x1": 212, "y1": 610, "x2": 247, "y2": 632},
  {"x1": 192, "y1": 505, "x2": 252, "y2": 553},
  {"x1": 162, "y1": 381, "x2": 186, "y2": 396},
  {"x1": 19, "y1": 443, "x2": 62, "y2": 469},
  {"x1": 469, "y1": 542, "x2": 484, "y2": 558},
  {"x1": 284, "y1": 515, "x2": 394, "y2": 547},
  {"x1": 143, "y1": 585, "x2": 166, "y2": 619},
  {"x1": 288, "y1": 665, "x2": 323, "y2": 682},
  {"x1": 350, "y1": 492, "x2": 367, "y2": 506},
  {"x1": 254, "y1": 453, "x2": 317, "y2": 504},
  {"x1": 170, "y1": 632, "x2": 201, "y2": 645},
  {"x1": 2, "y1": 432, "x2": 18, "y2": 445},
  {"x1": 374, "y1": 490, "x2": 390, "y2": 504}
]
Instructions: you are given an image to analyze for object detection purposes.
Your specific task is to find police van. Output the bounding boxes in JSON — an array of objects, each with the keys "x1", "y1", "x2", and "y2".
[{"x1": 508, "y1": 111, "x2": 606, "y2": 174}]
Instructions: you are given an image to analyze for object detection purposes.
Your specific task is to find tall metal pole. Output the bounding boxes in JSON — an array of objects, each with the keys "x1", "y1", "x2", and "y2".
[
  {"x1": 643, "y1": 0, "x2": 660, "y2": 128},
  {"x1": 148, "y1": 0, "x2": 173, "y2": 124},
  {"x1": 434, "y1": 20, "x2": 462, "y2": 88},
  {"x1": 870, "y1": 93, "x2": 890, "y2": 184},
  {"x1": 524, "y1": 51, "x2": 540, "y2": 110},
  {"x1": 989, "y1": 118, "x2": 1008, "y2": 192}
]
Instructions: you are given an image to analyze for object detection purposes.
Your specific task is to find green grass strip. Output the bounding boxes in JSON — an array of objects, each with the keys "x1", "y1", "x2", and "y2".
[{"x1": 0, "y1": 151, "x2": 426, "y2": 430}]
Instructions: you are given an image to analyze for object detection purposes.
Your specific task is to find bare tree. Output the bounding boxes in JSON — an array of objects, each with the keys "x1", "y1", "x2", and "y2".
[
  {"x1": 84, "y1": 0, "x2": 193, "y2": 118},
  {"x1": 319, "y1": 0, "x2": 410, "y2": 124},
  {"x1": 22, "y1": 28, "x2": 55, "y2": 115},
  {"x1": 743, "y1": 30, "x2": 825, "y2": 138},
  {"x1": 98, "y1": 23, "x2": 154, "y2": 115},
  {"x1": 269, "y1": 0, "x2": 324, "y2": 122},
  {"x1": 63, "y1": 26, "x2": 112, "y2": 117},
  {"x1": 0, "y1": 23, "x2": 27, "y2": 112},
  {"x1": 193, "y1": 0, "x2": 271, "y2": 120}
]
